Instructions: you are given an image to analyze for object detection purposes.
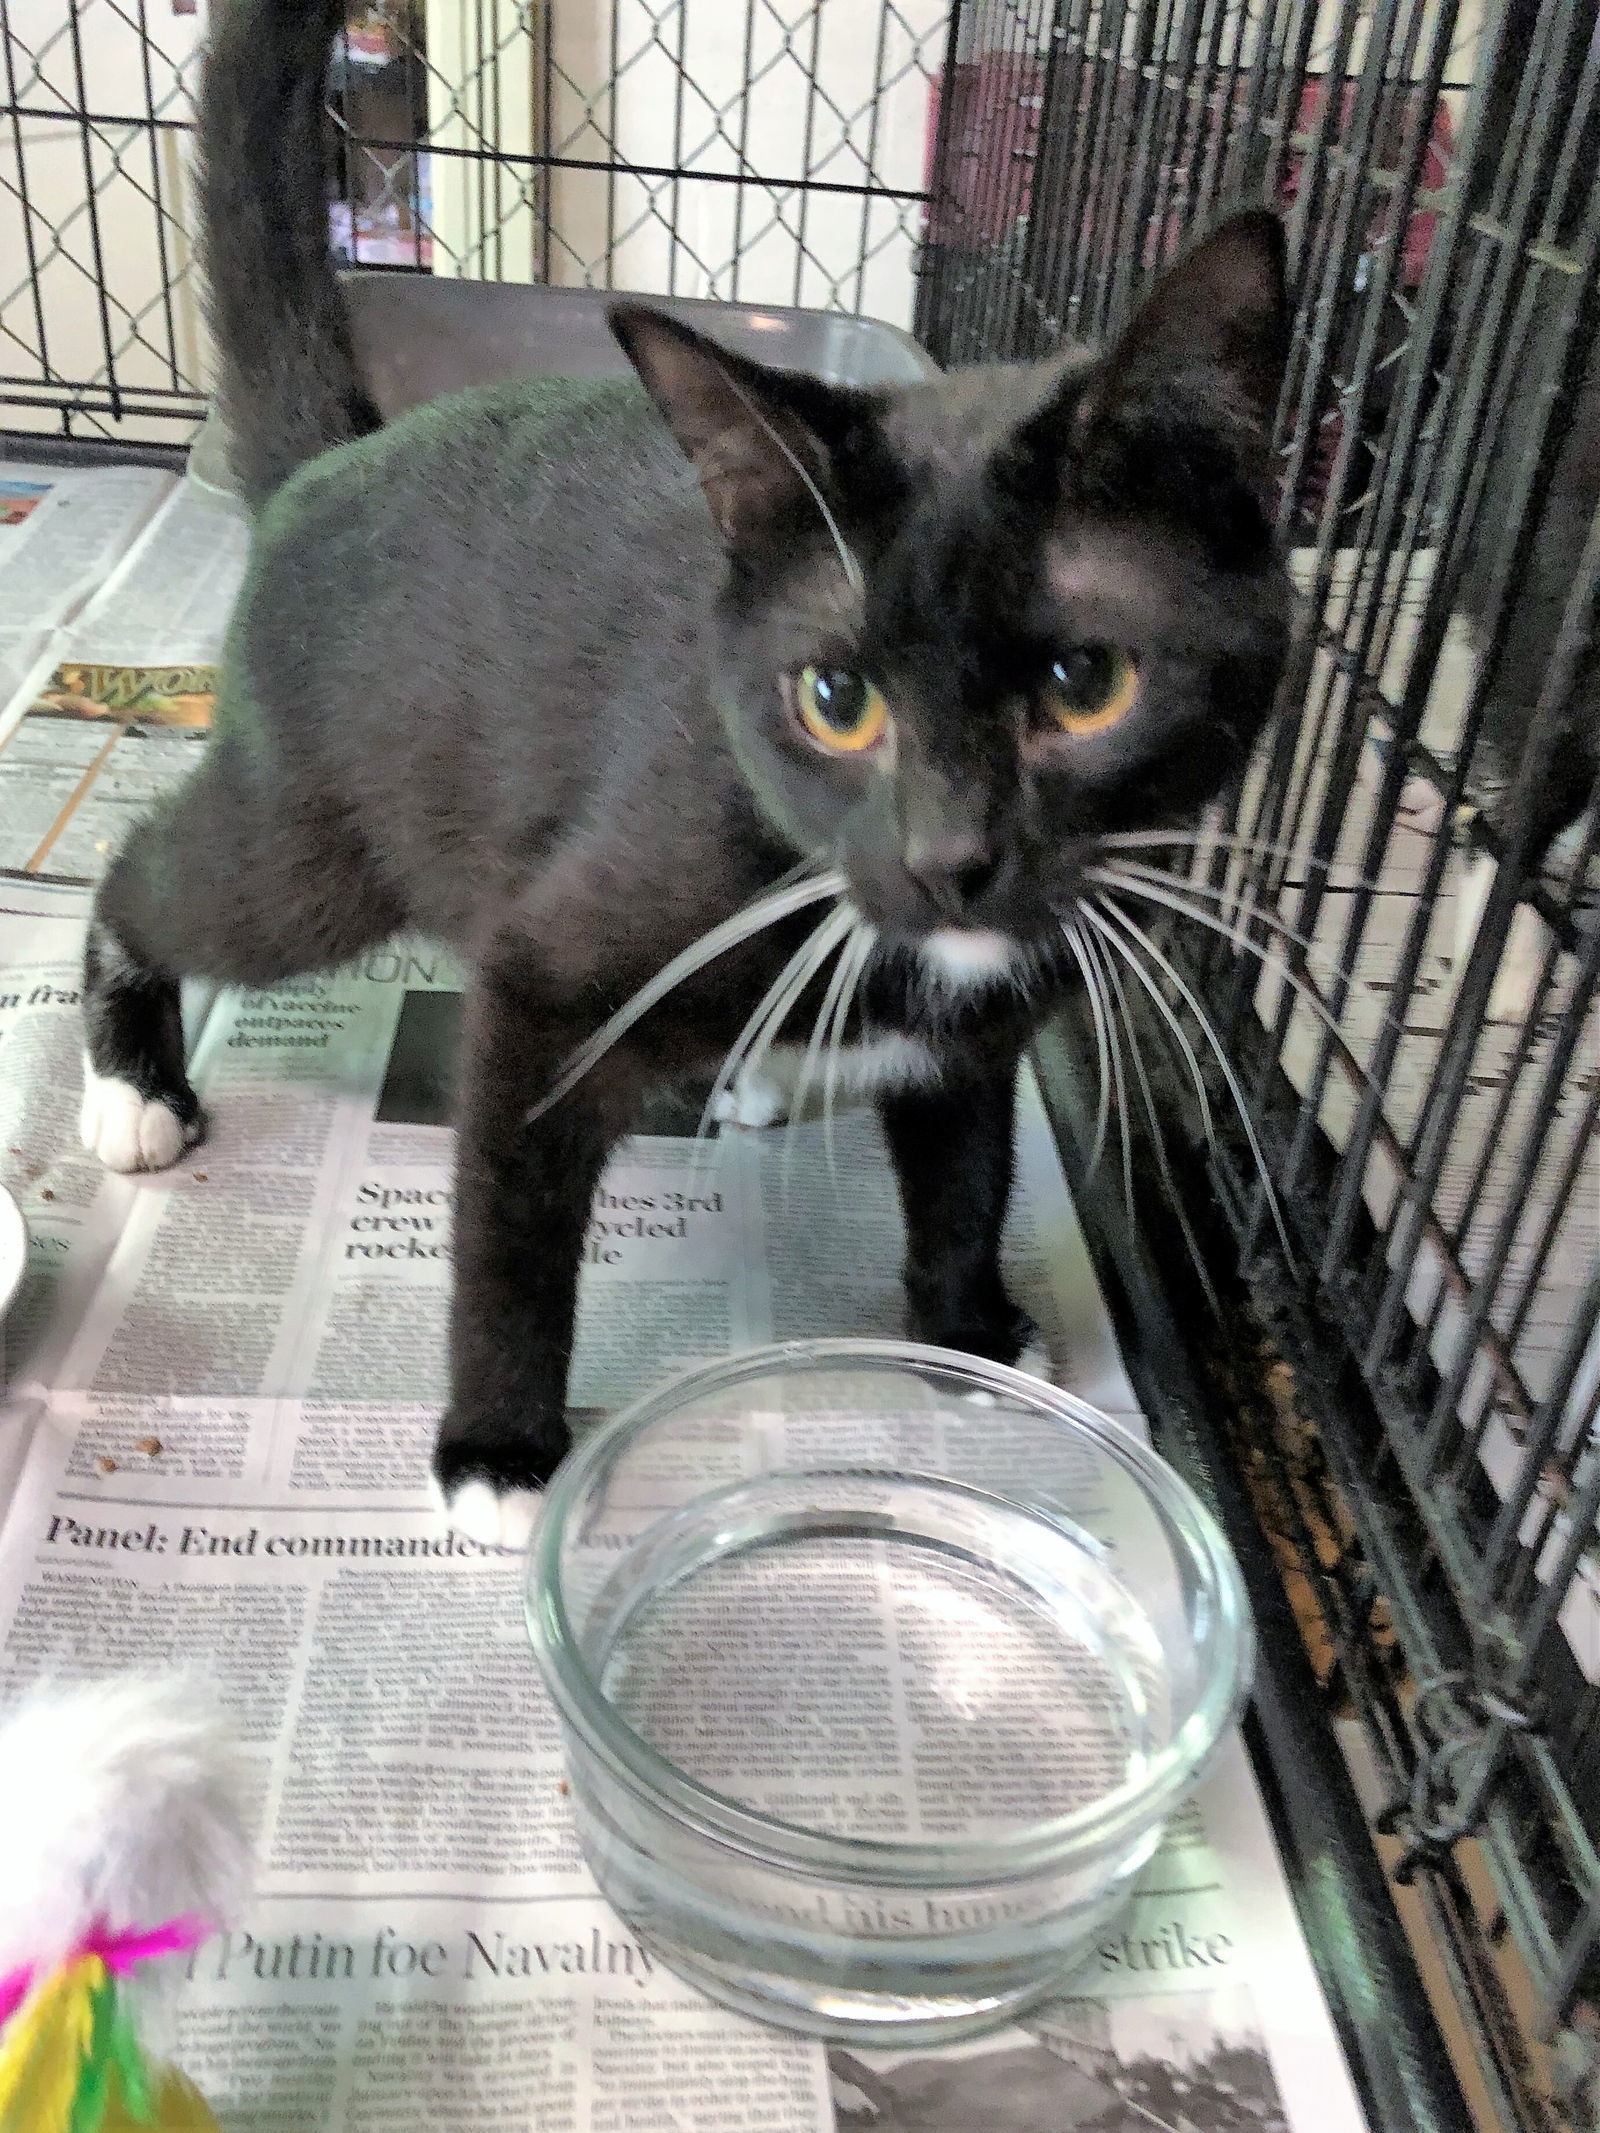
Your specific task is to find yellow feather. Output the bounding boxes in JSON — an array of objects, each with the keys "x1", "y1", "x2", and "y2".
[
  {"x1": 103, "y1": 2064, "x2": 223, "y2": 2131},
  {"x1": 0, "y1": 1956, "x2": 104, "y2": 2133}
]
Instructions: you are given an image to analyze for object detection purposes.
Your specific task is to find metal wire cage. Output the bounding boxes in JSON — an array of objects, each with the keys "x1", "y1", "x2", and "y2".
[
  {"x1": 0, "y1": 0, "x2": 943, "y2": 446},
  {"x1": 917, "y1": 2, "x2": 1600, "y2": 2126}
]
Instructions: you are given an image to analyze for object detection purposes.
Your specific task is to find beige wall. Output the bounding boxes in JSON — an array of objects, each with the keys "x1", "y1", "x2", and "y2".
[{"x1": 424, "y1": 0, "x2": 946, "y2": 328}]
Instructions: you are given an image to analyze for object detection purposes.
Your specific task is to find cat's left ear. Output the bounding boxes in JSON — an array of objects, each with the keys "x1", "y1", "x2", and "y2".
[
  {"x1": 610, "y1": 304, "x2": 864, "y2": 548},
  {"x1": 1086, "y1": 207, "x2": 1290, "y2": 435}
]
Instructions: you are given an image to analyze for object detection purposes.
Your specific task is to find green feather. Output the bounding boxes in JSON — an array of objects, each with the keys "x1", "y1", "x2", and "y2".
[
  {"x1": 103, "y1": 1993, "x2": 153, "y2": 2124},
  {"x1": 67, "y1": 1972, "x2": 115, "y2": 2133}
]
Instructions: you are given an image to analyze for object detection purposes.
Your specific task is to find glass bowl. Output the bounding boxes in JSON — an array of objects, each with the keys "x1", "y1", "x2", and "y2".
[{"x1": 525, "y1": 1338, "x2": 1252, "y2": 2046}]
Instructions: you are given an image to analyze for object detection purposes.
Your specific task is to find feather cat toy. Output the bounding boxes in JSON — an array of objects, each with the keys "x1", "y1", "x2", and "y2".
[{"x1": 0, "y1": 1675, "x2": 254, "y2": 2132}]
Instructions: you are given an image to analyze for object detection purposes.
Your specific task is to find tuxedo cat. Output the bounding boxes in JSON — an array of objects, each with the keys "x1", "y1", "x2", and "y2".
[{"x1": 79, "y1": 0, "x2": 1292, "y2": 1547}]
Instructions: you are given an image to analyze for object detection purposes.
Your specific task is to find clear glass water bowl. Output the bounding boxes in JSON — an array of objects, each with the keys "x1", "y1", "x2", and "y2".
[{"x1": 525, "y1": 1338, "x2": 1253, "y2": 2046}]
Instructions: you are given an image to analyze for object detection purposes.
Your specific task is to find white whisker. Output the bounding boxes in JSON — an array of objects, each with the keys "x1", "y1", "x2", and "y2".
[
  {"x1": 1100, "y1": 830, "x2": 1318, "y2": 865},
  {"x1": 783, "y1": 917, "x2": 875, "y2": 1194},
  {"x1": 1077, "y1": 922, "x2": 1134, "y2": 1220},
  {"x1": 697, "y1": 900, "x2": 857, "y2": 1145},
  {"x1": 1095, "y1": 830, "x2": 1381, "y2": 895},
  {"x1": 1062, "y1": 918, "x2": 1112, "y2": 1179},
  {"x1": 1085, "y1": 866, "x2": 1405, "y2": 1057},
  {"x1": 1074, "y1": 907, "x2": 1217, "y2": 1156},
  {"x1": 1086, "y1": 895, "x2": 1296, "y2": 1270},
  {"x1": 717, "y1": 370, "x2": 864, "y2": 596},
  {"x1": 1091, "y1": 859, "x2": 1368, "y2": 996},
  {"x1": 822, "y1": 927, "x2": 875, "y2": 1189},
  {"x1": 525, "y1": 868, "x2": 844, "y2": 1125},
  {"x1": 1089, "y1": 912, "x2": 1220, "y2": 1312}
]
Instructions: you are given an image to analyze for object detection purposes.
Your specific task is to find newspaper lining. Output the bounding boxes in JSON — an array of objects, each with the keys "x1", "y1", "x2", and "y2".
[
  {"x1": 0, "y1": 481, "x2": 244, "y2": 882},
  {"x1": 0, "y1": 881, "x2": 1366, "y2": 2130},
  {"x1": 0, "y1": 460, "x2": 176, "y2": 708}
]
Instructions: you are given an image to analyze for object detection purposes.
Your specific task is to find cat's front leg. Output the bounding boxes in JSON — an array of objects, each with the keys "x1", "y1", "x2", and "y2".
[
  {"x1": 879, "y1": 1059, "x2": 1034, "y2": 1365},
  {"x1": 433, "y1": 958, "x2": 639, "y2": 1549}
]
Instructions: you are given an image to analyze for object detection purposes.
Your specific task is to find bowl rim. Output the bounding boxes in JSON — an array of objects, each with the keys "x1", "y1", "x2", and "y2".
[{"x1": 526, "y1": 1336, "x2": 1253, "y2": 1879}]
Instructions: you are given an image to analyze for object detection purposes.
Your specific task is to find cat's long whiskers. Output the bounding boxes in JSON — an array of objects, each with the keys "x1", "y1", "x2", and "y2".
[
  {"x1": 1085, "y1": 897, "x2": 1297, "y2": 1270},
  {"x1": 1061, "y1": 919, "x2": 1112, "y2": 1179},
  {"x1": 1074, "y1": 907, "x2": 1218, "y2": 1159},
  {"x1": 1096, "y1": 830, "x2": 1383, "y2": 896},
  {"x1": 1100, "y1": 829, "x2": 1326, "y2": 865},
  {"x1": 1090, "y1": 859, "x2": 1371, "y2": 998},
  {"x1": 821, "y1": 927, "x2": 875, "y2": 1190},
  {"x1": 735, "y1": 935, "x2": 860, "y2": 1160},
  {"x1": 696, "y1": 901, "x2": 857, "y2": 1147},
  {"x1": 1089, "y1": 911, "x2": 1220, "y2": 1313},
  {"x1": 766, "y1": 850, "x2": 840, "y2": 894},
  {"x1": 525, "y1": 868, "x2": 845, "y2": 1125},
  {"x1": 782, "y1": 917, "x2": 875, "y2": 1198},
  {"x1": 1079, "y1": 917, "x2": 1143, "y2": 1220},
  {"x1": 1085, "y1": 865, "x2": 1406, "y2": 1055},
  {"x1": 1076, "y1": 922, "x2": 1135, "y2": 1222}
]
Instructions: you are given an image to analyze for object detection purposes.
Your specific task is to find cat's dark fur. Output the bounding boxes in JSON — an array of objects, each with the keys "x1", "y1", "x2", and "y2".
[{"x1": 80, "y1": 0, "x2": 1292, "y2": 1543}]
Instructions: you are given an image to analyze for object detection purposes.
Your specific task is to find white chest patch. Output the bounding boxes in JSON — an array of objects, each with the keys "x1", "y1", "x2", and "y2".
[
  {"x1": 919, "y1": 928, "x2": 1022, "y2": 988},
  {"x1": 710, "y1": 1033, "x2": 941, "y2": 1129}
]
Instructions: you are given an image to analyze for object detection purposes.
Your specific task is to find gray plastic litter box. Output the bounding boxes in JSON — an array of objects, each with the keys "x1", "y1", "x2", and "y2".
[{"x1": 188, "y1": 275, "x2": 938, "y2": 497}]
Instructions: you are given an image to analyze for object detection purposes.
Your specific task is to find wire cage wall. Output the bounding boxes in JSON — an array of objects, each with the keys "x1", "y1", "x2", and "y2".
[
  {"x1": 0, "y1": 0, "x2": 944, "y2": 447},
  {"x1": 917, "y1": 3, "x2": 1600, "y2": 2128}
]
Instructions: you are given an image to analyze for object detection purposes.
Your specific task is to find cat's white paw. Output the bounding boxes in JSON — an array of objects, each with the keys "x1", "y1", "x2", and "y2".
[
  {"x1": 1015, "y1": 1337, "x2": 1055, "y2": 1383},
  {"x1": 710, "y1": 1066, "x2": 789, "y2": 1129},
  {"x1": 436, "y1": 1476, "x2": 543, "y2": 1552},
  {"x1": 79, "y1": 1061, "x2": 194, "y2": 1173},
  {"x1": 961, "y1": 1340, "x2": 1054, "y2": 1405}
]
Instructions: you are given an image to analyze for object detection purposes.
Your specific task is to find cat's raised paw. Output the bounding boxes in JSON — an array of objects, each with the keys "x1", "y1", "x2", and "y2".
[
  {"x1": 79, "y1": 1062, "x2": 199, "y2": 1173},
  {"x1": 436, "y1": 1476, "x2": 543, "y2": 1552}
]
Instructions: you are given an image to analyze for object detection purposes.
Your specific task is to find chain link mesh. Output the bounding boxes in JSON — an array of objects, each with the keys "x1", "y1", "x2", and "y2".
[{"x1": 1, "y1": 0, "x2": 946, "y2": 445}]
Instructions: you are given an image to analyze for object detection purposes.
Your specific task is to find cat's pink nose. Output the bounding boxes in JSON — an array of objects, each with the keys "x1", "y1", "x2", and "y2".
[{"x1": 904, "y1": 829, "x2": 1000, "y2": 913}]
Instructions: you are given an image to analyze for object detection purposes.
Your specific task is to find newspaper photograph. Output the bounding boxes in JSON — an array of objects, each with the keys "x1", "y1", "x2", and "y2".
[
  {"x1": 0, "y1": 479, "x2": 48, "y2": 528},
  {"x1": 0, "y1": 660, "x2": 216, "y2": 881},
  {"x1": 832, "y1": 1982, "x2": 1293, "y2": 2131},
  {"x1": 0, "y1": 474, "x2": 247, "y2": 884}
]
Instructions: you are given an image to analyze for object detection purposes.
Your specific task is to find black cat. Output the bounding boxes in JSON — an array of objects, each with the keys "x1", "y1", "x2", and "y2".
[{"x1": 79, "y1": 0, "x2": 1292, "y2": 1546}]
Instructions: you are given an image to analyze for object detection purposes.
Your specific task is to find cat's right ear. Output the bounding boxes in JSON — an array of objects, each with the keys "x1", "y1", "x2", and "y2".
[
  {"x1": 610, "y1": 304, "x2": 856, "y2": 547},
  {"x1": 1009, "y1": 209, "x2": 1290, "y2": 486},
  {"x1": 1091, "y1": 206, "x2": 1290, "y2": 433}
]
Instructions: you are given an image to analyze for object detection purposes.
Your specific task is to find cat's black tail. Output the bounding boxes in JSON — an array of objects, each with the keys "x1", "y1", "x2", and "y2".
[{"x1": 197, "y1": 0, "x2": 382, "y2": 512}]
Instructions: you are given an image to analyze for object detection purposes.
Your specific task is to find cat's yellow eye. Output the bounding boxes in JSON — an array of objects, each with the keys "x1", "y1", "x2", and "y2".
[
  {"x1": 1039, "y1": 644, "x2": 1140, "y2": 736},
  {"x1": 793, "y1": 665, "x2": 890, "y2": 755}
]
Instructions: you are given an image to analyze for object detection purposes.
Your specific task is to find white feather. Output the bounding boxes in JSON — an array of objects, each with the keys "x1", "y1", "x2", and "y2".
[{"x1": 0, "y1": 1673, "x2": 255, "y2": 1979}]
